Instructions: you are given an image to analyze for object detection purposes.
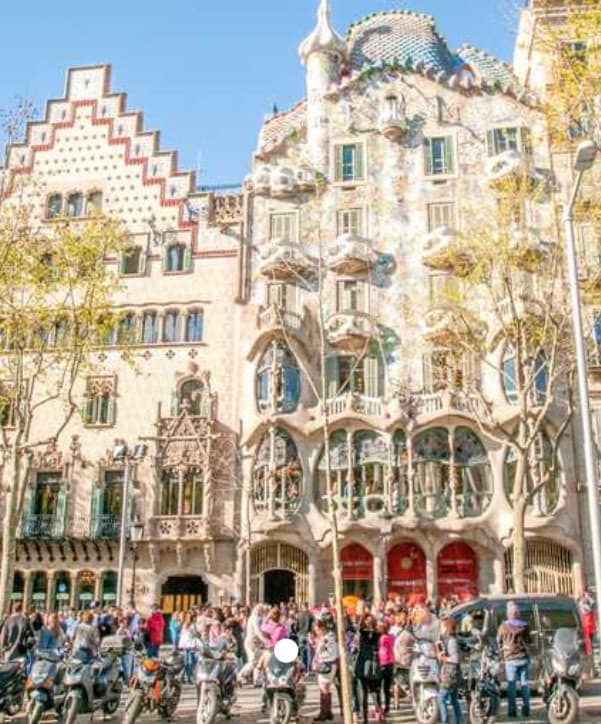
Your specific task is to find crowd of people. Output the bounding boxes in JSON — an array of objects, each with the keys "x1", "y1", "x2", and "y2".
[{"x1": 0, "y1": 590, "x2": 596, "y2": 724}]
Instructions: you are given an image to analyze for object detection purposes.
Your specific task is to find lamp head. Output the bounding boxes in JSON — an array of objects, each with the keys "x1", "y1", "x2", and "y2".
[{"x1": 574, "y1": 140, "x2": 598, "y2": 172}]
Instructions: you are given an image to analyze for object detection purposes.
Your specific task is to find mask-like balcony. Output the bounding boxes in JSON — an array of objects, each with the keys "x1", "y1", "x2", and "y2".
[
  {"x1": 20, "y1": 514, "x2": 65, "y2": 539},
  {"x1": 149, "y1": 515, "x2": 210, "y2": 540},
  {"x1": 486, "y1": 149, "x2": 532, "y2": 188},
  {"x1": 412, "y1": 390, "x2": 482, "y2": 418},
  {"x1": 326, "y1": 311, "x2": 377, "y2": 351},
  {"x1": 422, "y1": 228, "x2": 474, "y2": 276},
  {"x1": 379, "y1": 102, "x2": 409, "y2": 142},
  {"x1": 258, "y1": 239, "x2": 316, "y2": 280},
  {"x1": 252, "y1": 165, "x2": 317, "y2": 198},
  {"x1": 424, "y1": 306, "x2": 486, "y2": 346},
  {"x1": 327, "y1": 234, "x2": 378, "y2": 275},
  {"x1": 325, "y1": 392, "x2": 384, "y2": 419}
]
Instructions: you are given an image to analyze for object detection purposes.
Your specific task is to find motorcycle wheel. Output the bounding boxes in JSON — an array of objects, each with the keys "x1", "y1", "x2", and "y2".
[
  {"x1": 103, "y1": 679, "x2": 123, "y2": 715},
  {"x1": 196, "y1": 684, "x2": 219, "y2": 724},
  {"x1": 416, "y1": 697, "x2": 439, "y2": 724},
  {"x1": 62, "y1": 695, "x2": 80, "y2": 724},
  {"x1": 548, "y1": 687, "x2": 579, "y2": 724},
  {"x1": 123, "y1": 689, "x2": 145, "y2": 724},
  {"x1": 270, "y1": 693, "x2": 293, "y2": 724},
  {"x1": 469, "y1": 696, "x2": 496, "y2": 724},
  {"x1": 28, "y1": 700, "x2": 46, "y2": 724},
  {"x1": 160, "y1": 678, "x2": 182, "y2": 719},
  {"x1": 5, "y1": 691, "x2": 24, "y2": 718}
]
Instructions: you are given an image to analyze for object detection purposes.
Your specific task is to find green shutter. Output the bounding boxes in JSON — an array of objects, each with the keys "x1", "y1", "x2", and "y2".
[
  {"x1": 335, "y1": 145, "x2": 343, "y2": 182},
  {"x1": 119, "y1": 254, "x2": 127, "y2": 275},
  {"x1": 55, "y1": 486, "x2": 67, "y2": 537},
  {"x1": 81, "y1": 397, "x2": 92, "y2": 425},
  {"x1": 326, "y1": 356, "x2": 339, "y2": 399},
  {"x1": 183, "y1": 246, "x2": 192, "y2": 272},
  {"x1": 423, "y1": 353, "x2": 434, "y2": 394},
  {"x1": 90, "y1": 483, "x2": 104, "y2": 538},
  {"x1": 106, "y1": 397, "x2": 115, "y2": 426},
  {"x1": 139, "y1": 250, "x2": 147, "y2": 275},
  {"x1": 162, "y1": 250, "x2": 168, "y2": 272},
  {"x1": 355, "y1": 144, "x2": 364, "y2": 180},
  {"x1": 424, "y1": 138, "x2": 433, "y2": 175},
  {"x1": 444, "y1": 137, "x2": 454, "y2": 174},
  {"x1": 364, "y1": 356, "x2": 379, "y2": 397},
  {"x1": 486, "y1": 130, "x2": 495, "y2": 157}
]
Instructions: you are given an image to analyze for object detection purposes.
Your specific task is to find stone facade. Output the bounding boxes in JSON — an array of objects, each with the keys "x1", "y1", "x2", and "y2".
[{"x1": 0, "y1": 1, "x2": 596, "y2": 612}]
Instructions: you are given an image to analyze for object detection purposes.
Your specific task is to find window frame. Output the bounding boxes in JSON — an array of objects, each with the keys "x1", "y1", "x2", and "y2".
[
  {"x1": 424, "y1": 135, "x2": 456, "y2": 177},
  {"x1": 427, "y1": 202, "x2": 456, "y2": 232},
  {"x1": 334, "y1": 142, "x2": 366, "y2": 184},
  {"x1": 337, "y1": 208, "x2": 365, "y2": 236},
  {"x1": 185, "y1": 310, "x2": 204, "y2": 343},
  {"x1": 336, "y1": 279, "x2": 368, "y2": 313},
  {"x1": 269, "y1": 211, "x2": 299, "y2": 243}
]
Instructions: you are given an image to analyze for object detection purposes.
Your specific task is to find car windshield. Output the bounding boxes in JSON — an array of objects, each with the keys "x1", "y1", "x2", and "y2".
[{"x1": 538, "y1": 599, "x2": 580, "y2": 632}]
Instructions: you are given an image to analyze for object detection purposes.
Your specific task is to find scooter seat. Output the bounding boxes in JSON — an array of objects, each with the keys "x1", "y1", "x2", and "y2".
[{"x1": 0, "y1": 662, "x2": 21, "y2": 681}]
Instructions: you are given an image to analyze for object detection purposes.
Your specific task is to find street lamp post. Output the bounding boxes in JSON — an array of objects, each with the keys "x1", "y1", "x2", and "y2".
[
  {"x1": 129, "y1": 520, "x2": 144, "y2": 608},
  {"x1": 113, "y1": 441, "x2": 147, "y2": 608},
  {"x1": 563, "y1": 139, "x2": 601, "y2": 640}
]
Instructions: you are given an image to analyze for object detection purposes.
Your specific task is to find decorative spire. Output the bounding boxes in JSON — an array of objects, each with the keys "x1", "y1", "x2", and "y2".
[{"x1": 298, "y1": 0, "x2": 347, "y2": 66}]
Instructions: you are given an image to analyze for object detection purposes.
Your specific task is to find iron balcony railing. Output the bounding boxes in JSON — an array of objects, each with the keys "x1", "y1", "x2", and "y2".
[{"x1": 20, "y1": 514, "x2": 65, "y2": 539}]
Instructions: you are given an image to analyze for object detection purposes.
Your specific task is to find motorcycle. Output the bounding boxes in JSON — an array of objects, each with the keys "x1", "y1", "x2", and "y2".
[
  {"x1": 264, "y1": 638, "x2": 306, "y2": 724},
  {"x1": 123, "y1": 648, "x2": 184, "y2": 723},
  {"x1": 0, "y1": 657, "x2": 26, "y2": 717},
  {"x1": 463, "y1": 635, "x2": 501, "y2": 724},
  {"x1": 61, "y1": 635, "x2": 127, "y2": 724},
  {"x1": 541, "y1": 627, "x2": 581, "y2": 724},
  {"x1": 195, "y1": 640, "x2": 238, "y2": 724},
  {"x1": 409, "y1": 638, "x2": 440, "y2": 724},
  {"x1": 26, "y1": 649, "x2": 67, "y2": 724}
]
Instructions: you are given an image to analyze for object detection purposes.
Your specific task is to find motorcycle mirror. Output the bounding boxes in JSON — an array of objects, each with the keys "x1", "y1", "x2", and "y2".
[{"x1": 274, "y1": 638, "x2": 299, "y2": 664}]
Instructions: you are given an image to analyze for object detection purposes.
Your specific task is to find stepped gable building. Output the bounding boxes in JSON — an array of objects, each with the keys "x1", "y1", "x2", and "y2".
[
  {"x1": 237, "y1": 0, "x2": 584, "y2": 605},
  {"x1": 0, "y1": 65, "x2": 243, "y2": 611},
  {"x1": 0, "y1": 0, "x2": 597, "y2": 609}
]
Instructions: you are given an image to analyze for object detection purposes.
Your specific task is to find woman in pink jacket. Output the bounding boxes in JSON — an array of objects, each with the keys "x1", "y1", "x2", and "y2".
[{"x1": 377, "y1": 621, "x2": 395, "y2": 717}]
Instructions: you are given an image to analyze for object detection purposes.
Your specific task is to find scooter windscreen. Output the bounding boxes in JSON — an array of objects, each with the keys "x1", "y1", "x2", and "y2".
[
  {"x1": 274, "y1": 639, "x2": 298, "y2": 664},
  {"x1": 552, "y1": 627, "x2": 578, "y2": 656}
]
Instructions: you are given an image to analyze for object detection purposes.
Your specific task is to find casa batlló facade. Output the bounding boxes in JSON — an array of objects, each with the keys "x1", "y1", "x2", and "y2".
[{"x1": 0, "y1": 0, "x2": 597, "y2": 611}]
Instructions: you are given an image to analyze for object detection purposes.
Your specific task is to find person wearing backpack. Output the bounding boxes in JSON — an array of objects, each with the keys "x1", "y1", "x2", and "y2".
[
  {"x1": 436, "y1": 615, "x2": 463, "y2": 724},
  {"x1": 354, "y1": 613, "x2": 383, "y2": 723}
]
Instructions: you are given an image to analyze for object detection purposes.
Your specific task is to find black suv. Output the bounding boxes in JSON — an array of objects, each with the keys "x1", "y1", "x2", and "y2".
[{"x1": 450, "y1": 594, "x2": 591, "y2": 682}]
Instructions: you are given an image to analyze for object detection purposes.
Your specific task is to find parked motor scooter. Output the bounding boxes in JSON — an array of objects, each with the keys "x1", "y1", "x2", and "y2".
[
  {"x1": 195, "y1": 640, "x2": 237, "y2": 724},
  {"x1": 463, "y1": 634, "x2": 501, "y2": 724},
  {"x1": 541, "y1": 627, "x2": 582, "y2": 724},
  {"x1": 265, "y1": 638, "x2": 306, "y2": 724},
  {"x1": 410, "y1": 638, "x2": 439, "y2": 724},
  {"x1": 0, "y1": 656, "x2": 26, "y2": 717},
  {"x1": 26, "y1": 648, "x2": 67, "y2": 724},
  {"x1": 123, "y1": 645, "x2": 184, "y2": 724},
  {"x1": 61, "y1": 635, "x2": 127, "y2": 724}
]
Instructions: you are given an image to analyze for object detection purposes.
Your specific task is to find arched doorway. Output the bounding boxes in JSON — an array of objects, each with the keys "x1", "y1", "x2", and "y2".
[
  {"x1": 54, "y1": 571, "x2": 71, "y2": 611},
  {"x1": 78, "y1": 570, "x2": 96, "y2": 610},
  {"x1": 504, "y1": 539, "x2": 574, "y2": 595},
  {"x1": 11, "y1": 571, "x2": 24, "y2": 607},
  {"x1": 437, "y1": 542, "x2": 478, "y2": 601},
  {"x1": 101, "y1": 571, "x2": 118, "y2": 606},
  {"x1": 387, "y1": 542, "x2": 427, "y2": 605},
  {"x1": 160, "y1": 575, "x2": 208, "y2": 616},
  {"x1": 341, "y1": 544, "x2": 373, "y2": 600},
  {"x1": 251, "y1": 543, "x2": 308, "y2": 604}
]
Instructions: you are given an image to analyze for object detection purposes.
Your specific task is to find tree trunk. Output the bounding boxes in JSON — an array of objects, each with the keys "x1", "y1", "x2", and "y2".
[
  {"x1": 512, "y1": 498, "x2": 528, "y2": 594},
  {"x1": 0, "y1": 483, "x2": 17, "y2": 616}
]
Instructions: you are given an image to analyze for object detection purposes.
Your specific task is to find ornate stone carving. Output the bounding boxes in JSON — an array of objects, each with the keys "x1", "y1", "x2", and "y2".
[{"x1": 30, "y1": 440, "x2": 64, "y2": 470}]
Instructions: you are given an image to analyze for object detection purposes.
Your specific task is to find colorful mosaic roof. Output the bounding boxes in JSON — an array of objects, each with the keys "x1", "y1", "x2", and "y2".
[{"x1": 257, "y1": 100, "x2": 307, "y2": 154}]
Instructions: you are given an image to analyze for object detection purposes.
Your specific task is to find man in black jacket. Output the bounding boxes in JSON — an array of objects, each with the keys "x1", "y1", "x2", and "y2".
[
  {"x1": 0, "y1": 602, "x2": 34, "y2": 661},
  {"x1": 297, "y1": 602, "x2": 314, "y2": 672}
]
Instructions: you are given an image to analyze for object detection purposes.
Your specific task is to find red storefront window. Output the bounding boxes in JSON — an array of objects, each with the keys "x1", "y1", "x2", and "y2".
[
  {"x1": 341, "y1": 543, "x2": 373, "y2": 600},
  {"x1": 387, "y1": 542, "x2": 427, "y2": 605},
  {"x1": 437, "y1": 542, "x2": 478, "y2": 602}
]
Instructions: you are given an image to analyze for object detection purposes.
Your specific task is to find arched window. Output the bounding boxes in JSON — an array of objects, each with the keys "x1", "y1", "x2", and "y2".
[
  {"x1": 163, "y1": 311, "x2": 181, "y2": 343},
  {"x1": 85, "y1": 191, "x2": 103, "y2": 215},
  {"x1": 504, "y1": 431, "x2": 561, "y2": 516},
  {"x1": 186, "y1": 310, "x2": 204, "y2": 342},
  {"x1": 121, "y1": 246, "x2": 143, "y2": 276},
  {"x1": 142, "y1": 312, "x2": 158, "y2": 344},
  {"x1": 116, "y1": 312, "x2": 137, "y2": 345},
  {"x1": 253, "y1": 428, "x2": 302, "y2": 519},
  {"x1": 66, "y1": 192, "x2": 83, "y2": 217},
  {"x1": 413, "y1": 427, "x2": 492, "y2": 518},
  {"x1": 46, "y1": 194, "x2": 63, "y2": 219},
  {"x1": 256, "y1": 341, "x2": 300, "y2": 414},
  {"x1": 178, "y1": 379, "x2": 207, "y2": 415},
  {"x1": 316, "y1": 430, "x2": 389, "y2": 519},
  {"x1": 165, "y1": 244, "x2": 190, "y2": 273}
]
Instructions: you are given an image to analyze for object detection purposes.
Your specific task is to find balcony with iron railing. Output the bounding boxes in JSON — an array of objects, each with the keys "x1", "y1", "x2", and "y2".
[
  {"x1": 326, "y1": 311, "x2": 377, "y2": 351},
  {"x1": 20, "y1": 514, "x2": 65, "y2": 539}
]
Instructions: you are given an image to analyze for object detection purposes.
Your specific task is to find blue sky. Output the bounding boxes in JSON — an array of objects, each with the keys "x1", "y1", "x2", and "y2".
[{"x1": 0, "y1": 1, "x2": 520, "y2": 186}]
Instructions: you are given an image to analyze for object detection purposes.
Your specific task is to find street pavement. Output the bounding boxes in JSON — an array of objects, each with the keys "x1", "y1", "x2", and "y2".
[{"x1": 9, "y1": 678, "x2": 600, "y2": 723}]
